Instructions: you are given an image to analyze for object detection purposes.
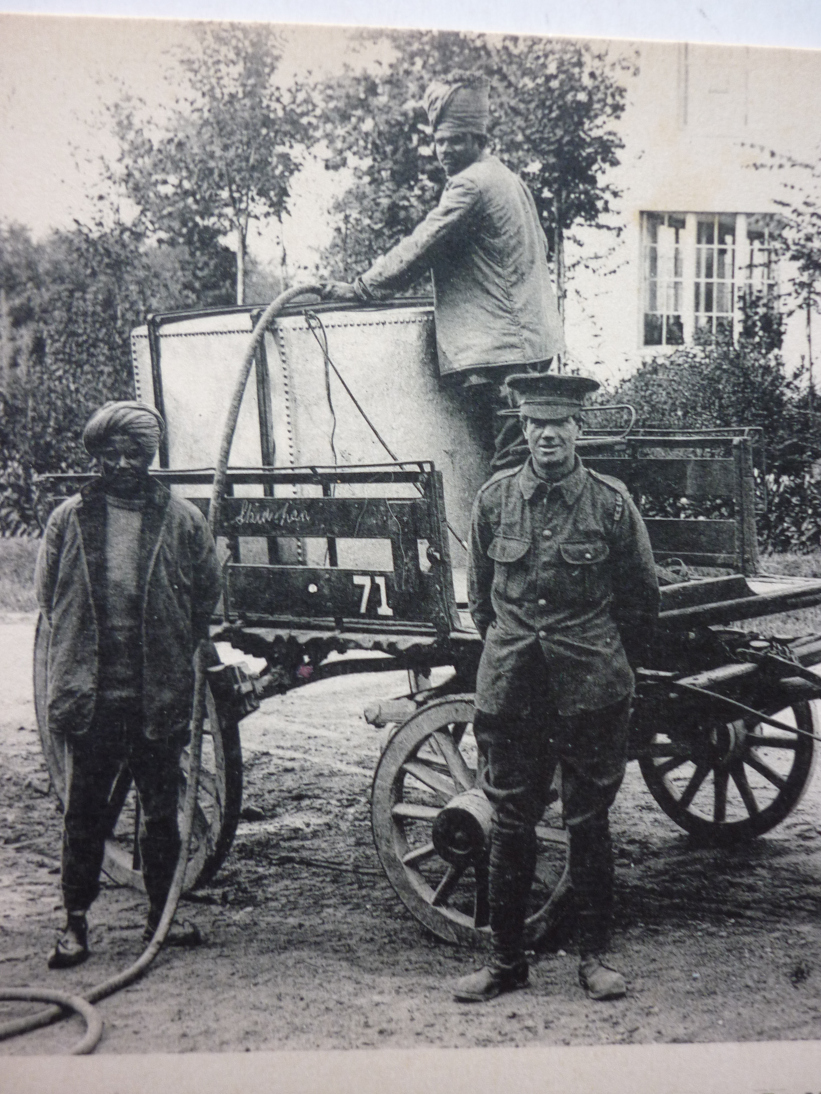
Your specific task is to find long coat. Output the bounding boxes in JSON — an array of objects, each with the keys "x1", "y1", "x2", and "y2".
[
  {"x1": 360, "y1": 152, "x2": 565, "y2": 376},
  {"x1": 35, "y1": 477, "x2": 222, "y2": 739}
]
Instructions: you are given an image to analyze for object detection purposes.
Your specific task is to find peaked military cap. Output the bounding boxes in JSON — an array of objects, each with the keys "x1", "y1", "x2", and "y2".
[{"x1": 501, "y1": 372, "x2": 601, "y2": 420}]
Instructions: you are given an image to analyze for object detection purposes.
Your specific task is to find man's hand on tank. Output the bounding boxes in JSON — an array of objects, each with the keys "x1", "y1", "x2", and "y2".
[{"x1": 321, "y1": 281, "x2": 359, "y2": 302}]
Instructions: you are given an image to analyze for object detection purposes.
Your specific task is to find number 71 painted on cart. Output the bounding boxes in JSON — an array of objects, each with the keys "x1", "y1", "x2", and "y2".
[{"x1": 352, "y1": 574, "x2": 394, "y2": 616}]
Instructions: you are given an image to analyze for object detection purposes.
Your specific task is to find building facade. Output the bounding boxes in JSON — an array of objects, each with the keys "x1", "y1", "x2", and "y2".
[{"x1": 564, "y1": 40, "x2": 821, "y2": 387}]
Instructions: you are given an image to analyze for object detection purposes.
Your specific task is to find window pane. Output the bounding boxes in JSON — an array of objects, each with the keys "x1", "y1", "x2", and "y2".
[
  {"x1": 719, "y1": 216, "x2": 735, "y2": 243},
  {"x1": 698, "y1": 219, "x2": 714, "y2": 244},
  {"x1": 667, "y1": 316, "x2": 684, "y2": 344},
  {"x1": 644, "y1": 314, "x2": 663, "y2": 345}
]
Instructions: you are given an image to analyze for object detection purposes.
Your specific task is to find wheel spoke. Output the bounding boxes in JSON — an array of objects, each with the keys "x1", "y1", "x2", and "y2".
[
  {"x1": 401, "y1": 759, "x2": 456, "y2": 800},
  {"x1": 745, "y1": 752, "x2": 787, "y2": 790},
  {"x1": 131, "y1": 796, "x2": 142, "y2": 870},
  {"x1": 713, "y1": 768, "x2": 729, "y2": 823},
  {"x1": 431, "y1": 864, "x2": 464, "y2": 907},
  {"x1": 678, "y1": 760, "x2": 711, "y2": 809},
  {"x1": 402, "y1": 842, "x2": 437, "y2": 866},
  {"x1": 392, "y1": 801, "x2": 441, "y2": 821},
  {"x1": 746, "y1": 734, "x2": 798, "y2": 751},
  {"x1": 730, "y1": 763, "x2": 760, "y2": 817},
  {"x1": 656, "y1": 754, "x2": 691, "y2": 777},
  {"x1": 431, "y1": 729, "x2": 474, "y2": 792}
]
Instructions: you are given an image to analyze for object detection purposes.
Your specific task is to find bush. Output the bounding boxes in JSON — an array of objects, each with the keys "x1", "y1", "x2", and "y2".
[
  {"x1": 612, "y1": 310, "x2": 821, "y2": 554},
  {"x1": 0, "y1": 536, "x2": 39, "y2": 612}
]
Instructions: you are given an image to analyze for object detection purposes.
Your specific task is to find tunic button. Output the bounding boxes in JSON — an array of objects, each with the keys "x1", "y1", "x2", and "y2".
[
  {"x1": 538, "y1": 629, "x2": 547, "y2": 639},
  {"x1": 538, "y1": 598, "x2": 547, "y2": 607},
  {"x1": 542, "y1": 529, "x2": 553, "y2": 539},
  {"x1": 584, "y1": 551, "x2": 592, "y2": 559}
]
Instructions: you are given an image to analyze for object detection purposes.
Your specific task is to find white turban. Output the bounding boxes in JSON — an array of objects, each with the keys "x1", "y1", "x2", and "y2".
[{"x1": 83, "y1": 401, "x2": 165, "y2": 459}]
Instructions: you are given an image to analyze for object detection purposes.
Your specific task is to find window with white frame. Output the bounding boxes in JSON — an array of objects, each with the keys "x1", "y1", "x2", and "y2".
[{"x1": 641, "y1": 212, "x2": 780, "y2": 347}]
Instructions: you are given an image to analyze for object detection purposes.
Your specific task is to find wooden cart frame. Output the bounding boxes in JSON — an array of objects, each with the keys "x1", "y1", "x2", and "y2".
[{"x1": 34, "y1": 419, "x2": 821, "y2": 947}]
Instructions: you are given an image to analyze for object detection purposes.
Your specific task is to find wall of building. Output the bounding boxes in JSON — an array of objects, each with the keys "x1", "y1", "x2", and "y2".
[{"x1": 564, "y1": 39, "x2": 821, "y2": 389}]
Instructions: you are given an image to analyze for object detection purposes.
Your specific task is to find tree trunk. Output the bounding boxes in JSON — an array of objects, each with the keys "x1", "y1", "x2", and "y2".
[
  {"x1": 236, "y1": 225, "x2": 246, "y2": 306},
  {"x1": 807, "y1": 293, "x2": 815, "y2": 415},
  {"x1": 553, "y1": 194, "x2": 566, "y2": 324}
]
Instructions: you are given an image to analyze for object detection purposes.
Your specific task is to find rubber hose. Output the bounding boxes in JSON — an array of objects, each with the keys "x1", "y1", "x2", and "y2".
[
  {"x1": 0, "y1": 283, "x2": 323, "y2": 1054},
  {"x1": 0, "y1": 988, "x2": 103, "y2": 1056}
]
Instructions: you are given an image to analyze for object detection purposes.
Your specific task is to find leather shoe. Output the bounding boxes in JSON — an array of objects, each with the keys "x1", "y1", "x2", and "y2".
[
  {"x1": 453, "y1": 962, "x2": 529, "y2": 1003},
  {"x1": 579, "y1": 956, "x2": 627, "y2": 1000},
  {"x1": 142, "y1": 918, "x2": 202, "y2": 948},
  {"x1": 47, "y1": 914, "x2": 89, "y2": 970}
]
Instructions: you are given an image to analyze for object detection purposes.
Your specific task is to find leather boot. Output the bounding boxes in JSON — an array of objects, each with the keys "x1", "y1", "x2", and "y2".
[
  {"x1": 570, "y1": 812, "x2": 626, "y2": 999},
  {"x1": 47, "y1": 911, "x2": 89, "y2": 969},
  {"x1": 579, "y1": 956, "x2": 626, "y2": 1000},
  {"x1": 453, "y1": 825, "x2": 536, "y2": 1003},
  {"x1": 453, "y1": 960, "x2": 529, "y2": 1002}
]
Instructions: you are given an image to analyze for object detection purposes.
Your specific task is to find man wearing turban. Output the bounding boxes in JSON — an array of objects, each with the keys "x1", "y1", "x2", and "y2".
[
  {"x1": 322, "y1": 73, "x2": 564, "y2": 467},
  {"x1": 36, "y1": 401, "x2": 222, "y2": 968}
]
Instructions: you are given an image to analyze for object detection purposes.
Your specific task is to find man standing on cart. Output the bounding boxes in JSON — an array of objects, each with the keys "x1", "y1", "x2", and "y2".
[
  {"x1": 321, "y1": 72, "x2": 565, "y2": 468},
  {"x1": 36, "y1": 401, "x2": 222, "y2": 968},
  {"x1": 456, "y1": 372, "x2": 659, "y2": 1002}
]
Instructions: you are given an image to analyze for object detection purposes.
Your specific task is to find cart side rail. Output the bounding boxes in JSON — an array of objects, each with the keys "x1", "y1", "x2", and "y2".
[
  {"x1": 35, "y1": 465, "x2": 462, "y2": 637},
  {"x1": 584, "y1": 430, "x2": 759, "y2": 575}
]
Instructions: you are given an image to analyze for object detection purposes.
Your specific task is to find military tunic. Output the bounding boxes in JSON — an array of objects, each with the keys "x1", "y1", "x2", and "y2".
[{"x1": 469, "y1": 456, "x2": 659, "y2": 718}]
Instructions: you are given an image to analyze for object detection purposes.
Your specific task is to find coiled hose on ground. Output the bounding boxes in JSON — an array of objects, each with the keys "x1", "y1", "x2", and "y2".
[{"x1": 0, "y1": 283, "x2": 323, "y2": 1055}]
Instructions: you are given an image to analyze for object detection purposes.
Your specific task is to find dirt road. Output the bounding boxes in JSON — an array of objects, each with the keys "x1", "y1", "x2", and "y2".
[{"x1": 4, "y1": 615, "x2": 821, "y2": 1057}]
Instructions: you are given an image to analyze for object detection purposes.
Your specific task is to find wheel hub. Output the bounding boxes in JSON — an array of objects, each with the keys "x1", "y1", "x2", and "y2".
[
  {"x1": 708, "y1": 718, "x2": 747, "y2": 768},
  {"x1": 431, "y1": 788, "x2": 494, "y2": 866}
]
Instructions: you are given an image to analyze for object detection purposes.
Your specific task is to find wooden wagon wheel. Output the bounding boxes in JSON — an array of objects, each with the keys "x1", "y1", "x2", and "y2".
[
  {"x1": 34, "y1": 614, "x2": 243, "y2": 891},
  {"x1": 371, "y1": 694, "x2": 571, "y2": 947},
  {"x1": 638, "y1": 698, "x2": 817, "y2": 846}
]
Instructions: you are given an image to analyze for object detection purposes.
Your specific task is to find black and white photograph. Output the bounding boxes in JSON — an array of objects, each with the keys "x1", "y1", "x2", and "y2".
[{"x1": 4, "y1": 4, "x2": 821, "y2": 1091}]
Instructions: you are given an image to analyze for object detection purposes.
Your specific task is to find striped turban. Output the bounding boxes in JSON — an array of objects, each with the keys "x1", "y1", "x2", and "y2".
[
  {"x1": 423, "y1": 74, "x2": 490, "y2": 137},
  {"x1": 83, "y1": 401, "x2": 165, "y2": 459}
]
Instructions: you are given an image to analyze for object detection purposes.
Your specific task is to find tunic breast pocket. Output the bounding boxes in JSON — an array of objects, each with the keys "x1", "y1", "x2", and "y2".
[
  {"x1": 557, "y1": 541, "x2": 610, "y2": 605},
  {"x1": 488, "y1": 534, "x2": 531, "y2": 603}
]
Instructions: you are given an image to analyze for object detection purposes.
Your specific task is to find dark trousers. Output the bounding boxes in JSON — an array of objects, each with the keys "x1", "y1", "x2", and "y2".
[
  {"x1": 473, "y1": 695, "x2": 631, "y2": 964},
  {"x1": 60, "y1": 703, "x2": 186, "y2": 915}
]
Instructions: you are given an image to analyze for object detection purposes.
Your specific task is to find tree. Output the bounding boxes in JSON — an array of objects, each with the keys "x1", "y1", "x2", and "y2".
[
  {"x1": 0, "y1": 217, "x2": 219, "y2": 533},
  {"x1": 110, "y1": 24, "x2": 312, "y2": 304},
  {"x1": 318, "y1": 31, "x2": 635, "y2": 306},
  {"x1": 750, "y1": 145, "x2": 821, "y2": 410}
]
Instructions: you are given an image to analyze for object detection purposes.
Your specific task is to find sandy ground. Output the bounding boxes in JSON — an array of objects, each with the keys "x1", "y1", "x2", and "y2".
[{"x1": 5, "y1": 615, "x2": 821, "y2": 1059}]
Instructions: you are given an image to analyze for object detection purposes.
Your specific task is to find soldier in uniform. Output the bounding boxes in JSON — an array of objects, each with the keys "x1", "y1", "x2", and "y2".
[
  {"x1": 454, "y1": 372, "x2": 659, "y2": 1002},
  {"x1": 321, "y1": 72, "x2": 564, "y2": 468}
]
